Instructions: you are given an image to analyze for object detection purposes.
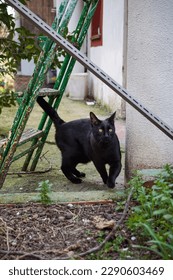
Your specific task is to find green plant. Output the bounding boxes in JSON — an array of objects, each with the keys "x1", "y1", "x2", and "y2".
[
  {"x1": 0, "y1": 1, "x2": 40, "y2": 76},
  {"x1": 87, "y1": 232, "x2": 126, "y2": 260},
  {"x1": 127, "y1": 165, "x2": 173, "y2": 259},
  {"x1": 0, "y1": 88, "x2": 16, "y2": 114},
  {"x1": 36, "y1": 180, "x2": 52, "y2": 205}
]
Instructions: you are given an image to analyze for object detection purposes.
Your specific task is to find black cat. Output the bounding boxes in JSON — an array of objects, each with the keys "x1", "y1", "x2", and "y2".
[{"x1": 37, "y1": 96, "x2": 121, "y2": 188}]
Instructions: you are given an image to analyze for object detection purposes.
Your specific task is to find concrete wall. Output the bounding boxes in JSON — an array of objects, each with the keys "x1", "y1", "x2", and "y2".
[
  {"x1": 126, "y1": 0, "x2": 173, "y2": 175},
  {"x1": 89, "y1": 0, "x2": 125, "y2": 117}
]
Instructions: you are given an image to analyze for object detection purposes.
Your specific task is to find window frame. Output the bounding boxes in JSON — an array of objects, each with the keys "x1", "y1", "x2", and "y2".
[{"x1": 91, "y1": 0, "x2": 103, "y2": 47}]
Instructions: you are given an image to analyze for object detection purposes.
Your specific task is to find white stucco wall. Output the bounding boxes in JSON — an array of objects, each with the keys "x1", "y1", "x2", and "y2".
[
  {"x1": 89, "y1": 0, "x2": 124, "y2": 116},
  {"x1": 14, "y1": 11, "x2": 35, "y2": 76},
  {"x1": 126, "y1": 0, "x2": 173, "y2": 174},
  {"x1": 20, "y1": 60, "x2": 35, "y2": 76}
]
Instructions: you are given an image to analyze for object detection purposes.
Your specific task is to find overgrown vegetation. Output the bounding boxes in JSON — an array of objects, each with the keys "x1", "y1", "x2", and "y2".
[
  {"x1": 86, "y1": 165, "x2": 173, "y2": 260},
  {"x1": 0, "y1": 0, "x2": 40, "y2": 114},
  {"x1": 127, "y1": 164, "x2": 173, "y2": 259}
]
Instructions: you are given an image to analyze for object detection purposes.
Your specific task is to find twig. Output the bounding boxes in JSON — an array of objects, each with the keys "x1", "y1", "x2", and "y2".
[
  {"x1": 0, "y1": 217, "x2": 11, "y2": 251},
  {"x1": 58, "y1": 228, "x2": 66, "y2": 244},
  {"x1": 7, "y1": 166, "x2": 52, "y2": 175},
  {"x1": 0, "y1": 250, "x2": 44, "y2": 260},
  {"x1": 7, "y1": 151, "x2": 52, "y2": 175},
  {"x1": 0, "y1": 247, "x2": 69, "y2": 260}
]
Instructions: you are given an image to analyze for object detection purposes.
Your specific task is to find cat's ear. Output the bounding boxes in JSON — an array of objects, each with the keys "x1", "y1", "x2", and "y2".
[
  {"x1": 108, "y1": 111, "x2": 116, "y2": 125},
  {"x1": 90, "y1": 112, "x2": 101, "y2": 126}
]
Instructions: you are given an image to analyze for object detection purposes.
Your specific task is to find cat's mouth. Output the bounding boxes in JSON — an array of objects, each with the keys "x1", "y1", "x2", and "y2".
[{"x1": 99, "y1": 137, "x2": 110, "y2": 145}]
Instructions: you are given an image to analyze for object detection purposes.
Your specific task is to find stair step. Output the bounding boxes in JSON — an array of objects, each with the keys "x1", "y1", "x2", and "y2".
[{"x1": 0, "y1": 129, "x2": 44, "y2": 149}]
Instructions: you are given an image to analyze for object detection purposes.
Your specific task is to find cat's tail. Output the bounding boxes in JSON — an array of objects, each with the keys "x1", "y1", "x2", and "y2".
[{"x1": 37, "y1": 96, "x2": 65, "y2": 127}]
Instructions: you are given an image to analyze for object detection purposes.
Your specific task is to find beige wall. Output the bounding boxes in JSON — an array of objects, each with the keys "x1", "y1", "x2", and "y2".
[{"x1": 126, "y1": 0, "x2": 173, "y2": 175}]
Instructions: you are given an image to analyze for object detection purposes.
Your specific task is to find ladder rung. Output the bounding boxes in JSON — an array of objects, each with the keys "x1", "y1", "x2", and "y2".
[
  {"x1": 0, "y1": 129, "x2": 44, "y2": 148},
  {"x1": 39, "y1": 88, "x2": 59, "y2": 96},
  {"x1": 16, "y1": 88, "x2": 59, "y2": 98},
  {"x1": 18, "y1": 128, "x2": 44, "y2": 145}
]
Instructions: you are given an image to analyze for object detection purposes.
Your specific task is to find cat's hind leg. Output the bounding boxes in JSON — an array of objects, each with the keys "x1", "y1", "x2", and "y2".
[{"x1": 61, "y1": 165, "x2": 82, "y2": 184}]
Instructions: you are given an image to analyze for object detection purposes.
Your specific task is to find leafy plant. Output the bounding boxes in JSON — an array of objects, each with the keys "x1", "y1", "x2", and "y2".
[
  {"x1": 88, "y1": 231, "x2": 126, "y2": 260},
  {"x1": 36, "y1": 180, "x2": 52, "y2": 205},
  {"x1": 0, "y1": 88, "x2": 16, "y2": 114},
  {"x1": 127, "y1": 165, "x2": 173, "y2": 259},
  {"x1": 0, "y1": 0, "x2": 40, "y2": 77}
]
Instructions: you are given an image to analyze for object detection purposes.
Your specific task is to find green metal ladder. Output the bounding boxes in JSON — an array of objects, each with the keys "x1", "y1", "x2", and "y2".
[{"x1": 0, "y1": 0, "x2": 99, "y2": 188}]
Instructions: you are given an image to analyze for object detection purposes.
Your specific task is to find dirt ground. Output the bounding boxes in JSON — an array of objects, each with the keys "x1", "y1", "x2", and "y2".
[{"x1": 0, "y1": 201, "x2": 134, "y2": 260}]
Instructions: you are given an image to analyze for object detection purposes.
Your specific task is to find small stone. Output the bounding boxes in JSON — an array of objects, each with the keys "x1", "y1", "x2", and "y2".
[
  {"x1": 67, "y1": 203, "x2": 74, "y2": 209},
  {"x1": 11, "y1": 240, "x2": 17, "y2": 246},
  {"x1": 33, "y1": 214, "x2": 38, "y2": 219},
  {"x1": 82, "y1": 218, "x2": 90, "y2": 225},
  {"x1": 122, "y1": 247, "x2": 129, "y2": 251},
  {"x1": 65, "y1": 241, "x2": 71, "y2": 246},
  {"x1": 65, "y1": 213, "x2": 73, "y2": 219},
  {"x1": 58, "y1": 216, "x2": 65, "y2": 221},
  {"x1": 131, "y1": 236, "x2": 136, "y2": 241},
  {"x1": 67, "y1": 251, "x2": 74, "y2": 258},
  {"x1": 52, "y1": 219, "x2": 58, "y2": 225}
]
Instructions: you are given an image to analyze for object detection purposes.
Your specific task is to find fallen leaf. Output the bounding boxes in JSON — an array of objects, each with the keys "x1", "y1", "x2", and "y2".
[{"x1": 93, "y1": 216, "x2": 115, "y2": 229}]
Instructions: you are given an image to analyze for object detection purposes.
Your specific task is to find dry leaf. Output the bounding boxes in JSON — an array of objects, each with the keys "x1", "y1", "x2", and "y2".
[{"x1": 93, "y1": 216, "x2": 115, "y2": 229}]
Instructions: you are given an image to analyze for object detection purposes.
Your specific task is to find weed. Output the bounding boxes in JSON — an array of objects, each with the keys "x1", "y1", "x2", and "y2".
[
  {"x1": 36, "y1": 180, "x2": 52, "y2": 205},
  {"x1": 87, "y1": 232, "x2": 125, "y2": 260}
]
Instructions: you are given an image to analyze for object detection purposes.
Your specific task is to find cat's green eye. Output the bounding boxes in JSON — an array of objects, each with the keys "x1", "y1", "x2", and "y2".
[
  {"x1": 109, "y1": 128, "x2": 113, "y2": 132},
  {"x1": 99, "y1": 128, "x2": 103, "y2": 133}
]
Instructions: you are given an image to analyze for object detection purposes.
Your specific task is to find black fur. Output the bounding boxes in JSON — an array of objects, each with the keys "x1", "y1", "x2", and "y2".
[{"x1": 37, "y1": 96, "x2": 121, "y2": 188}]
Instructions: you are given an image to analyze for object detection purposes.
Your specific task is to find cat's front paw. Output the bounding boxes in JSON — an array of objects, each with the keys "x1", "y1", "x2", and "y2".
[
  {"x1": 71, "y1": 177, "x2": 82, "y2": 184},
  {"x1": 78, "y1": 172, "x2": 86, "y2": 178},
  {"x1": 107, "y1": 180, "x2": 115, "y2": 189}
]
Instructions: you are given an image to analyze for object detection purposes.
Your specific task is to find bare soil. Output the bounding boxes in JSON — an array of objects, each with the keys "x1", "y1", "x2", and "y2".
[{"x1": 0, "y1": 201, "x2": 136, "y2": 260}]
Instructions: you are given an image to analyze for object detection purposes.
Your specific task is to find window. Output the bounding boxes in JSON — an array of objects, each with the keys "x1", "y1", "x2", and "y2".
[{"x1": 91, "y1": 0, "x2": 103, "y2": 47}]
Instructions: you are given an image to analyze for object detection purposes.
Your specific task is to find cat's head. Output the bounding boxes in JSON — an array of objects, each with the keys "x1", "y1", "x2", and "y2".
[{"x1": 90, "y1": 112, "x2": 116, "y2": 145}]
